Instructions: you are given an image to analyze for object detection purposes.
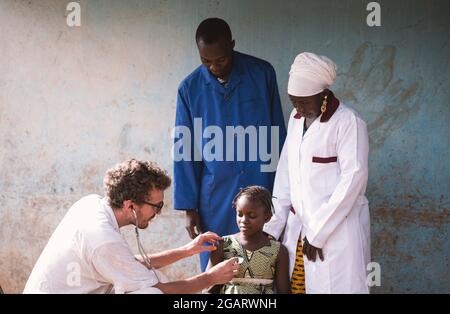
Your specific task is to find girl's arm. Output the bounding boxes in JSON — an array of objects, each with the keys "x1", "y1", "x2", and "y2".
[
  {"x1": 209, "y1": 239, "x2": 224, "y2": 266},
  {"x1": 275, "y1": 244, "x2": 291, "y2": 294},
  {"x1": 205, "y1": 240, "x2": 225, "y2": 293}
]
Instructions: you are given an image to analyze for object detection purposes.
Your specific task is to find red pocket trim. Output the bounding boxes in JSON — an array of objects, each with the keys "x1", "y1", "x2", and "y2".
[
  {"x1": 290, "y1": 206, "x2": 296, "y2": 214},
  {"x1": 312, "y1": 156, "x2": 337, "y2": 163}
]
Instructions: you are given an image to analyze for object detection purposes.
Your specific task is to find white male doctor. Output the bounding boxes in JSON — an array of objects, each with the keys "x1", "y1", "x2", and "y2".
[
  {"x1": 264, "y1": 53, "x2": 370, "y2": 294},
  {"x1": 24, "y1": 159, "x2": 239, "y2": 294}
]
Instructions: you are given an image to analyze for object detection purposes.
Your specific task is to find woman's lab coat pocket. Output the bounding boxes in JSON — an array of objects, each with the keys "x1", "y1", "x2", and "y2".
[{"x1": 309, "y1": 157, "x2": 339, "y2": 190}]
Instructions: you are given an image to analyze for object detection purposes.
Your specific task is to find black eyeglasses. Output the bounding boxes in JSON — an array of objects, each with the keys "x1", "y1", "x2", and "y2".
[{"x1": 142, "y1": 201, "x2": 164, "y2": 214}]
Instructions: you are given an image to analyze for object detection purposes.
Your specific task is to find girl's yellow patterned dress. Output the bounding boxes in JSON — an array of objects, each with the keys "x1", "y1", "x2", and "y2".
[{"x1": 221, "y1": 235, "x2": 280, "y2": 294}]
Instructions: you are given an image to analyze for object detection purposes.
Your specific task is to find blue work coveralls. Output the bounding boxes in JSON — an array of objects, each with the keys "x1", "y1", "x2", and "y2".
[{"x1": 174, "y1": 51, "x2": 286, "y2": 270}]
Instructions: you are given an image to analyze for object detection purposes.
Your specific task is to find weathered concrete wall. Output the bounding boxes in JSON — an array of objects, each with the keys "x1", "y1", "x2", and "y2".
[{"x1": 0, "y1": 0, "x2": 448, "y2": 293}]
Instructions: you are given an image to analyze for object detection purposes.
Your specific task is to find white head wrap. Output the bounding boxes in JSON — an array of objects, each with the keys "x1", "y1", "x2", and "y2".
[{"x1": 287, "y1": 52, "x2": 337, "y2": 97}]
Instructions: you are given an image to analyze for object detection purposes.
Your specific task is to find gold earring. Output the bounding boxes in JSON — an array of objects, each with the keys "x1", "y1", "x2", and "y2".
[{"x1": 321, "y1": 95, "x2": 328, "y2": 113}]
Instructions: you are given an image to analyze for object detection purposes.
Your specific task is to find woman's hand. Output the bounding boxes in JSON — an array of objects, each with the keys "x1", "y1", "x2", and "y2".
[
  {"x1": 184, "y1": 231, "x2": 222, "y2": 256},
  {"x1": 302, "y1": 237, "x2": 324, "y2": 262}
]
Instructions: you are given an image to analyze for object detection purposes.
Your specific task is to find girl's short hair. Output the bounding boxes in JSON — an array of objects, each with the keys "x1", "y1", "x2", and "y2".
[{"x1": 232, "y1": 185, "x2": 274, "y2": 215}]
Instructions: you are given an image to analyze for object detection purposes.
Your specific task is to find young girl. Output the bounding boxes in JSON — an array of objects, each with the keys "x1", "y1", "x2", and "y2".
[{"x1": 208, "y1": 186, "x2": 291, "y2": 294}]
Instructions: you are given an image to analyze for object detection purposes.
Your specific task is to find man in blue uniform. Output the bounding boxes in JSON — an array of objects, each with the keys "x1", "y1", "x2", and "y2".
[{"x1": 173, "y1": 18, "x2": 286, "y2": 271}]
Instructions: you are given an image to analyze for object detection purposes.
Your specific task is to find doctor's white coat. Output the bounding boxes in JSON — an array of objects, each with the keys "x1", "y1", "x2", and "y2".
[{"x1": 264, "y1": 102, "x2": 370, "y2": 294}]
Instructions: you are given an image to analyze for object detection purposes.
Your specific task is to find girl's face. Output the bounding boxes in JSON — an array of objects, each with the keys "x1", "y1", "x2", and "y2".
[{"x1": 235, "y1": 196, "x2": 271, "y2": 237}]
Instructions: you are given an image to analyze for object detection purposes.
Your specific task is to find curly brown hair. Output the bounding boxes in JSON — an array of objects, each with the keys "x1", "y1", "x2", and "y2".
[{"x1": 103, "y1": 159, "x2": 171, "y2": 209}]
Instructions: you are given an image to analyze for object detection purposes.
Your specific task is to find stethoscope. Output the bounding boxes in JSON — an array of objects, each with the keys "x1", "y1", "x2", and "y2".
[{"x1": 133, "y1": 209, "x2": 160, "y2": 282}]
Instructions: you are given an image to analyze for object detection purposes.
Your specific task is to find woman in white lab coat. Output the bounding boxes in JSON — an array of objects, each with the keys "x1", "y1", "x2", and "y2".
[{"x1": 264, "y1": 52, "x2": 370, "y2": 294}]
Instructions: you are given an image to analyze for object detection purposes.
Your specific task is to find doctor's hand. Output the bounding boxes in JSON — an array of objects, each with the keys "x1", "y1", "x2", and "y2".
[
  {"x1": 184, "y1": 231, "x2": 222, "y2": 256},
  {"x1": 185, "y1": 210, "x2": 203, "y2": 239},
  {"x1": 206, "y1": 257, "x2": 240, "y2": 285},
  {"x1": 302, "y1": 237, "x2": 324, "y2": 262}
]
